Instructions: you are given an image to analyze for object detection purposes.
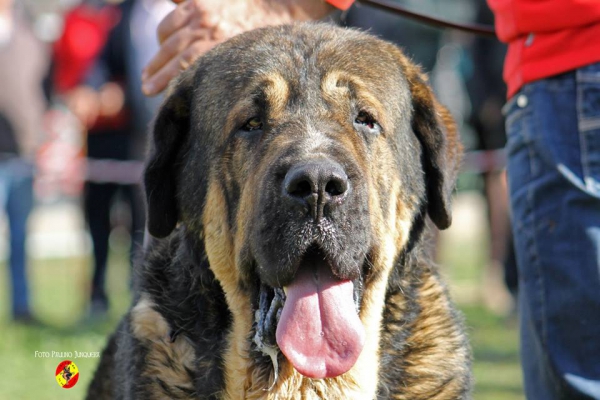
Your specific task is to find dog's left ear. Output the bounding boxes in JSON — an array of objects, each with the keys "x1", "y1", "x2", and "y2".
[{"x1": 407, "y1": 70, "x2": 462, "y2": 230}]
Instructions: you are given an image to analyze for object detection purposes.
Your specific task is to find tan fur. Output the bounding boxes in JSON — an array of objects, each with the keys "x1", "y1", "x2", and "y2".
[
  {"x1": 263, "y1": 72, "x2": 290, "y2": 120},
  {"x1": 130, "y1": 295, "x2": 197, "y2": 399},
  {"x1": 203, "y1": 178, "x2": 255, "y2": 400}
]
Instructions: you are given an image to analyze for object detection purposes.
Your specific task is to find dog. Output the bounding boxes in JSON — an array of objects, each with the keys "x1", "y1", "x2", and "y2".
[{"x1": 87, "y1": 23, "x2": 471, "y2": 399}]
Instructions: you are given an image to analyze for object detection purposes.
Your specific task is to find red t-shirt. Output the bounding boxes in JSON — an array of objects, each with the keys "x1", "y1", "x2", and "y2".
[
  {"x1": 487, "y1": 0, "x2": 600, "y2": 98},
  {"x1": 327, "y1": 0, "x2": 600, "y2": 98}
]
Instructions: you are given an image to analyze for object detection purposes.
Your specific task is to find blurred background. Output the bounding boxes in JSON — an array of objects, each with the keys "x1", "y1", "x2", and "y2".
[{"x1": 0, "y1": 0, "x2": 522, "y2": 398}]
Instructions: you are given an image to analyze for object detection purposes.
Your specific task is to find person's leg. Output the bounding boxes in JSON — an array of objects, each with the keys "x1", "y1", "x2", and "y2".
[
  {"x1": 6, "y1": 161, "x2": 34, "y2": 319},
  {"x1": 84, "y1": 181, "x2": 117, "y2": 314},
  {"x1": 481, "y1": 169, "x2": 515, "y2": 314},
  {"x1": 505, "y1": 65, "x2": 600, "y2": 399}
]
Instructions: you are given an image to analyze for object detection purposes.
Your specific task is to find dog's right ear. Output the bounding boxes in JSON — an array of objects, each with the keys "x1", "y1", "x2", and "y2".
[
  {"x1": 404, "y1": 64, "x2": 462, "y2": 230},
  {"x1": 144, "y1": 70, "x2": 194, "y2": 238}
]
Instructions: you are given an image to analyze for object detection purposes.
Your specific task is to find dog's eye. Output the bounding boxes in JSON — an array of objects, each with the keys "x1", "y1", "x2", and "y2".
[
  {"x1": 354, "y1": 111, "x2": 378, "y2": 131},
  {"x1": 242, "y1": 117, "x2": 263, "y2": 131}
]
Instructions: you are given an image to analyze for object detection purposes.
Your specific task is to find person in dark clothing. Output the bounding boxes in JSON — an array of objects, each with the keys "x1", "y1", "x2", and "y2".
[{"x1": 63, "y1": 0, "x2": 155, "y2": 317}]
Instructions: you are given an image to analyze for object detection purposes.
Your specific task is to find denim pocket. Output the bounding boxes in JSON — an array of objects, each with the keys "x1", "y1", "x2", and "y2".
[
  {"x1": 577, "y1": 64, "x2": 600, "y2": 124},
  {"x1": 503, "y1": 91, "x2": 531, "y2": 131},
  {"x1": 575, "y1": 65, "x2": 600, "y2": 197},
  {"x1": 504, "y1": 91, "x2": 535, "y2": 204}
]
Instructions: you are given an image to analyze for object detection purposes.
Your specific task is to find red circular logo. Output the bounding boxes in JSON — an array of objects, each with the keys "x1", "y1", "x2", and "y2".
[{"x1": 55, "y1": 360, "x2": 79, "y2": 389}]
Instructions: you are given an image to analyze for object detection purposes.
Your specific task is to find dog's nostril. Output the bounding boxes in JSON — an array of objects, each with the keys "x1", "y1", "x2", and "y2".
[
  {"x1": 288, "y1": 179, "x2": 313, "y2": 198},
  {"x1": 325, "y1": 179, "x2": 347, "y2": 197}
]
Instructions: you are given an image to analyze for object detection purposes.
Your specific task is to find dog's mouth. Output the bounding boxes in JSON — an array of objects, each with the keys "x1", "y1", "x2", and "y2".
[{"x1": 253, "y1": 247, "x2": 366, "y2": 379}]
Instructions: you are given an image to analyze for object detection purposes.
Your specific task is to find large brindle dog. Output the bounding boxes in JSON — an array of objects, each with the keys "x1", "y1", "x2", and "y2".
[{"x1": 88, "y1": 24, "x2": 471, "y2": 399}]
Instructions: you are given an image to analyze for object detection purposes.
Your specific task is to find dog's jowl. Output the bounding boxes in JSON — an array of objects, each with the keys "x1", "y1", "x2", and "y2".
[{"x1": 88, "y1": 23, "x2": 471, "y2": 400}]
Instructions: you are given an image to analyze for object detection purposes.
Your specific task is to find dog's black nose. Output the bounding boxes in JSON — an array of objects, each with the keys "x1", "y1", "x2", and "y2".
[{"x1": 283, "y1": 160, "x2": 349, "y2": 220}]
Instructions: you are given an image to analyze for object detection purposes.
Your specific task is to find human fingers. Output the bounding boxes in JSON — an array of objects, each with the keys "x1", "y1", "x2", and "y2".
[
  {"x1": 142, "y1": 40, "x2": 217, "y2": 96},
  {"x1": 156, "y1": 0, "x2": 194, "y2": 44},
  {"x1": 142, "y1": 24, "x2": 209, "y2": 83}
]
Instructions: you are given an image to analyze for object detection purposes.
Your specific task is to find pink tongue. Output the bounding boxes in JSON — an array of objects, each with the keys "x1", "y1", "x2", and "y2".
[{"x1": 275, "y1": 259, "x2": 365, "y2": 379}]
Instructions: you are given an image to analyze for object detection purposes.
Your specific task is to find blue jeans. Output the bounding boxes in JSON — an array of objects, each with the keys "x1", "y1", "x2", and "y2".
[
  {"x1": 0, "y1": 158, "x2": 34, "y2": 317},
  {"x1": 504, "y1": 63, "x2": 600, "y2": 399}
]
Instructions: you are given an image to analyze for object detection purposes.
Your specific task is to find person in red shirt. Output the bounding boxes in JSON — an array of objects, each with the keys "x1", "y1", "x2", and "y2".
[
  {"x1": 489, "y1": 0, "x2": 600, "y2": 99},
  {"x1": 488, "y1": 1, "x2": 600, "y2": 399},
  {"x1": 142, "y1": 1, "x2": 600, "y2": 398}
]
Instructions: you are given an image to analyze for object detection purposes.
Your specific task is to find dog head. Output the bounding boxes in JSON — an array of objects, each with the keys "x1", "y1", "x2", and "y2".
[{"x1": 144, "y1": 24, "x2": 461, "y2": 380}]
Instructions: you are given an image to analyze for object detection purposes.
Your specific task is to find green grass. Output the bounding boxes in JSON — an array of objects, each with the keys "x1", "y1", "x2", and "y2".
[
  {"x1": 0, "y1": 251, "x2": 131, "y2": 399},
  {"x1": 0, "y1": 201, "x2": 524, "y2": 399},
  {"x1": 463, "y1": 305, "x2": 523, "y2": 400}
]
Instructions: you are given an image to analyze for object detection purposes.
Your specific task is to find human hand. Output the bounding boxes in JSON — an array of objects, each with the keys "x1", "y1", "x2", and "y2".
[{"x1": 141, "y1": 0, "x2": 333, "y2": 96}]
